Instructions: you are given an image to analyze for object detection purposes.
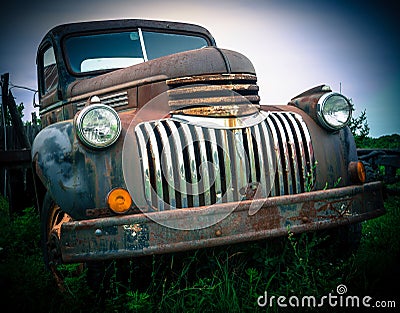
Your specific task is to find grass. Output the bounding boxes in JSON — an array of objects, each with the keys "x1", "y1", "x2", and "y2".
[{"x1": 0, "y1": 186, "x2": 399, "y2": 312}]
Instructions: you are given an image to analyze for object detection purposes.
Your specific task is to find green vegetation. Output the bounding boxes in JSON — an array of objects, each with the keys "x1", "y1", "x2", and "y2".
[
  {"x1": 1, "y1": 185, "x2": 399, "y2": 312},
  {"x1": 1, "y1": 106, "x2": 398, "y2": 311},
  {"x1": 356, "y1": 134, "x2": 400, "y2": 150},
  {"x1": 349, "y1": 108, "x2": 400, "y2": 149},
  {"x1": 349, "y1": 109, "x2": 370, "y2": 146}
]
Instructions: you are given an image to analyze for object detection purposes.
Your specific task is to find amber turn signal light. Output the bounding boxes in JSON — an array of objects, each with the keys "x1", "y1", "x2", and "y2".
[
  {"x1": 348, "y1": 161, "x2": 366, "y2": 184},
  {"x1": 107, "y1": 188, "x2": 132, "y2": 214}
]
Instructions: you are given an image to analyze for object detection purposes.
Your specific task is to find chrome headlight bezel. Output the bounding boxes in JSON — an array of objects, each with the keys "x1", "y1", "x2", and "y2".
[
  {"x1": 317, "y1": 92, "x2": 352, "y2": 131},
  {"x1": 75, "y1": 104, "x2": 121, "y2": 149}
]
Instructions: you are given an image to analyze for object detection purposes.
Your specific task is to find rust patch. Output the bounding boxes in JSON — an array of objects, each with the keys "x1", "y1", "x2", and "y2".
[
  {"x1": 299, "y1": 201, "x2": 316, "y2": 223},
  {"x1": 252, "y1": 206, "x2": 282, "y2": 232},
  {"x1": 123, "y1": 224, "x2": 149, "y2": 250},
  {"x1": 318, "y1": 198, "x2": 353, "y2": 218}
]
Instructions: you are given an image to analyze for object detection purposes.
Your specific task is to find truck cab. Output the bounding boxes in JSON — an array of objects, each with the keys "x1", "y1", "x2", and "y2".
[{"x1": 31, "y1": 19, "x2": 384, "y2": 285}]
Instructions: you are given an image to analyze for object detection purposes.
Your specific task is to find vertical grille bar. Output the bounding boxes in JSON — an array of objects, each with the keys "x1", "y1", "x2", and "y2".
[
  {"x1": 180, "y1": 123, "x2": 200, "y2": 207},
  {"x1": 207, "y1": 128, "x2": 223, "y2": 202},
  {"x1": 135, "y1": 126, "x2": 152, "y2": 204},
  {"x1": 232, "y1": 129, "x2": 248, "y2": 201},
  {"x1": 285, "y1": 113, "x2": 308, "y2": 193},
  {"x1": 193, "y1": 126, "x2": 212, "y2": 205},
  {"x1": 276, "y1": 113, "x2": 302, "y2": 194},
  {"x1": 265, "y1": 116, "x2": 285, "y2": 196},
  {"x1": 220, "y1": 128, "x2": 234, "y2": 202},
  {"x1": 155, "y1": 121, "x2": 177, "y2": 208},
  {"x1": 271, "y1": 114, "x2": 293, "y2": 194},
  {"x1": 292, "y1": 113, "x2": 315, "y2": 188},
  {"x1": 244, "y1": 127, "x2": 257, "y2": 185},
  {"x1": 165, "y1": 121, "x2": 188, "y2": 207},
  {"x1": 143, "y1": 123, "x2": 165, "y2": 210},
  {"x1": 259, "y1": 121, "x2": 276, "y2": 197},
  {"x1": 252, "y1": 125, "x2": 268, "y2": 197}
]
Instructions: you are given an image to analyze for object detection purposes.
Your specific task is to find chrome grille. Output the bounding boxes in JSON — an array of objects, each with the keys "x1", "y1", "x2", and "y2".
[{"x1": 135, "y1": 111, "x2": 314, "y2": 210}]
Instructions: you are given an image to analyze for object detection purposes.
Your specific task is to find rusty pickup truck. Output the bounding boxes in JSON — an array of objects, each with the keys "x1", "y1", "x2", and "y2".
[{"x1": 31, "y1": 19, "x2": 385, "y2": 285}]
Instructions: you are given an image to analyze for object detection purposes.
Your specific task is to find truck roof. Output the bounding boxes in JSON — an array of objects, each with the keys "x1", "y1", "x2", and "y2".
[{"x1": 39, "y1": 19, "x2": 217, "y2": 47}]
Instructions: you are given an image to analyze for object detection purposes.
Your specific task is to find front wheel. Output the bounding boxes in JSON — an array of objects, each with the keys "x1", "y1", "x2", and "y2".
[
  {"x1": 41, "y1": 193, "x2": 111, "y2": 294},
  {"x1": 320, "y1": 222, "x2": 362, "y2": 259},
  {"x1": 40, "y1": 193, "x2": 74, "y2": 290}
]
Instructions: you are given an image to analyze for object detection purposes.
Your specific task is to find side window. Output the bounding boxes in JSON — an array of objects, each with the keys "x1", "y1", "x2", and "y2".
[{"x1": 42, "y1": 46, "x2": 58, "y2": 94}]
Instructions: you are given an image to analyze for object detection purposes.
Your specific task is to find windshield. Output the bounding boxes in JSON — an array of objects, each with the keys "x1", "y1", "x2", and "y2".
[{"x1": 64, "y1": 29, "x2": 209, "y2": 74}]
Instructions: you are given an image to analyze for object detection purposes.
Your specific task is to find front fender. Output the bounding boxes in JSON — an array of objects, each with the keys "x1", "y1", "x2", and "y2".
[{"x1": 31, "y1": 120, "x2": 125, "y2": 219}]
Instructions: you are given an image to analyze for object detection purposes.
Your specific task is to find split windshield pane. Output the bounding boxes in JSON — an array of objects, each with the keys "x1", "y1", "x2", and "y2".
[
  {"x1": 142, "y1": 31, "x2": 208, "y2": 60},
  {"x1": 65, "y1": 32, "x2": 144, "y2": 73}
]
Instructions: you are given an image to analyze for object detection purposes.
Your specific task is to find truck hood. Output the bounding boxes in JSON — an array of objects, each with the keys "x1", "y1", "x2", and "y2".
[{"x1": 66, "y1": 47, "x2": 256, "y2": 100}]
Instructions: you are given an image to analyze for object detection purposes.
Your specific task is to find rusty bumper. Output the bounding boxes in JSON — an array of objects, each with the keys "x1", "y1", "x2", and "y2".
[{"x1": 60, "y1": 182, "x2": 384, "y2": 263}]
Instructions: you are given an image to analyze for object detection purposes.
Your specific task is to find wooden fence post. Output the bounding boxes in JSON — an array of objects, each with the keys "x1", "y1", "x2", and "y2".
[
  {"x1": 1, "y1": 73, "x2": 9, "y2": 200},
  {"x1": 6, "y1": 92, "x2": 31, "y2": 149},
  {"x1": 0, "y1": 73, "x2": 38, "y2": 214}
]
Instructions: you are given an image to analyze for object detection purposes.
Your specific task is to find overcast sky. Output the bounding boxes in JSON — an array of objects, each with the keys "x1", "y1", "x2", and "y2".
[{"x1": 0, "y1": 0, "x2": 398, "y2": 137}]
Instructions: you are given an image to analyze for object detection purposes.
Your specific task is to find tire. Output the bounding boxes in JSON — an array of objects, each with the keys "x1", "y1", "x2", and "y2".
[
  {"x1": 322, "y1": 222, "x2": 362, "y2": 259},
  {"x1": 86, "y1": 260, "x2": 114, "y2": 295},
  {"x1": 40, "y1": 193, "x2": 73, "y2": 290},
  {"x1": 41, "y1": 192, "x2": 107, "y2": 293},
  {"x1": 362, "y1": 160, "x2": 379, "y2": 183},
  {"x1": 336, "y1": 222, "x2": 362, "y2": 253}
]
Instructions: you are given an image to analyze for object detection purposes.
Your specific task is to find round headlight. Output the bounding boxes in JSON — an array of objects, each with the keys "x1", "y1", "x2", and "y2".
[
  {"x1": 76, "y1": 104, "x2": 121, "y2": 148},
  {"x1": 317, "y1": 92, "x2": 352, "y2": 131}
]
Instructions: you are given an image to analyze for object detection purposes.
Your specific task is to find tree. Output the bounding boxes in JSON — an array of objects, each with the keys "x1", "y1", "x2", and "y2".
[
  {"x1": 348, "y1": 107, "x2": 370, "y2": 147},
  {"x1": 349, "y1": 109, "x2": 369, "y2": 138}
]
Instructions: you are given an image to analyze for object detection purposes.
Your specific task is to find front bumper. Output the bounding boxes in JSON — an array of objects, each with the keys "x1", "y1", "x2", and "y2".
[{"x1": 60, "y1": 182, "x2": 384, "y2": 263}]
